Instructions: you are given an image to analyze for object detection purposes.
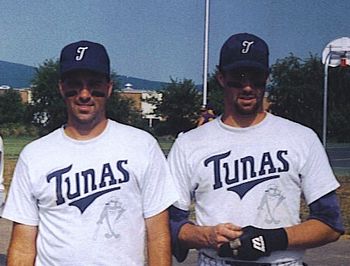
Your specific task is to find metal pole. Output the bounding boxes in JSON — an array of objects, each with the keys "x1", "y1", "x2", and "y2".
[
  {"x1": 323, "y1": 52, "x2": 331, "y2": 147},
  {"x1": 202, "y1": 0, "x2": 210, "y2": 107}
]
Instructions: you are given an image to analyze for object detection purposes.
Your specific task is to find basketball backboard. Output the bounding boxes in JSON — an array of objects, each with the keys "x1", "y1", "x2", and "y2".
[{"x1": 322, "y1": 37, "x2": 350, "y2": 67}]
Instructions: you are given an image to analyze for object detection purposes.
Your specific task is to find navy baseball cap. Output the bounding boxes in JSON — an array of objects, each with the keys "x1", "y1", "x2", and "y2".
[
  {"x1": 59, "y1": 40, "x2": 110, "y2": 77},
  {"x1": 219, "y1": 33, "x2": 269, "y2": 73}
]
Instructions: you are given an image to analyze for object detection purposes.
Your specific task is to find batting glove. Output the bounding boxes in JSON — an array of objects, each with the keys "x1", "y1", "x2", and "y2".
[{"x1": 218, "y1": 225, "x2": 288, "y2": 261}]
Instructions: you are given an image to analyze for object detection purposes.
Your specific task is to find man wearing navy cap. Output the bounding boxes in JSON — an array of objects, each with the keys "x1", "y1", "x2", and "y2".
[
  {"x1": 3, "y1": 40, "x2": 178, "y2": 266},
  {"x1": 168, "y1": 33, "x2": 344, "y2": 265}
]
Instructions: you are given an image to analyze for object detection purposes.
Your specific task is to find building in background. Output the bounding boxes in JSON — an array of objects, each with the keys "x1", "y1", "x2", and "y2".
[
  {"x1": 0, "y1": 85, "x2": 32, "y2": 104},
  {"x1": 120, "y1": 83, "x2": 163, "y2": 127}
]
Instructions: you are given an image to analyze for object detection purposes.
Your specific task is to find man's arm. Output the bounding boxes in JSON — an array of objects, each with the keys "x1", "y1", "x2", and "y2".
[
  {"x1": 286, "y1": 219, "x2": 341, "y2": 249},
  {"x1": 197, "y1": 116, "x2": 205, "y2": 126},
  {"x1": 7, "y1": 222, "x2": 38, "y2": 266},
  {"x1": 286, "y1": 190, "x2": 343, "y2": 249},
  {"x1": 145, "y1": 210, "x2": 172, "y2": 266}
]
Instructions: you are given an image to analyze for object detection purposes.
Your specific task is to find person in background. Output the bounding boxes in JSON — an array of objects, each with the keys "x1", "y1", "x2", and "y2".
[{"x1": 197, "y1": 104, "x2": 216, "y2": 127}]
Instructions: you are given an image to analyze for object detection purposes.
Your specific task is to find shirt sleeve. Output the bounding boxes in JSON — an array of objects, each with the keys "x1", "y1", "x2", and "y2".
[
  {"x1": 167, "y1": 138, "x2": 193, "y2": 211},
  {"x1": 300, "y1": 135, "x2": 340, "y2": 205},
  {"x1": 2, "y1": 155, "x2": 39, "y2": 225},
  {"x1": 141, "y1": 140, "x2": 178, "y2": 218}
]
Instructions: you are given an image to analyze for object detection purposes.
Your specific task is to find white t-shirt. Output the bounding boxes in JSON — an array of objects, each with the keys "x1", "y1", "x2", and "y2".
[
  {"x1": 3, "y1": 120, "x2": 178, "y2": 266},
  {"x1": 168, "y1": 113, "x2": 339, "y2": 263}
]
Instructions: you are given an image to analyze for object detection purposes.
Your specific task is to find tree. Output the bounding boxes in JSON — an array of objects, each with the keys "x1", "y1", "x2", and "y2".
[
  {"x1": 207, "y1": 70, "x2": 224, "y2": 115},
  {"x1": 269, "y1": 53, "x2": 350, "y2": 142},
  {"x1": 151, "y1": 78, "x2": 201, "y2": 136},
  {"x1": 29, "y1": 59, "x2": 141, "y2": 135},
  {"x1": 29, "y1": 59, "x2": 65, "y2": 135},
  {"x1": 327, "y1": 66, "x2": 350, "y2": 142},
  {"x1": 269, "y1": 54, "x2": 324, "y2": 136},
  {"x1": 0, "y1": 88, "x2": 26, "y2": 124}
]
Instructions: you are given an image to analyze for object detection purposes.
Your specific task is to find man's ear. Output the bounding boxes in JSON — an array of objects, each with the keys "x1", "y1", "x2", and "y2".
[
  {"x1": 265, "y1": 73, "x2": 270, "y2": 84},
  {"x1": 216, "y1": 71, "x2": 226, "y2": 88},
  {"x1": 58, "y1": 81, "x2": 65, "y2": 98},
  {"x1": 107, "y1": 81, "x2": 113, "y2": 98}
]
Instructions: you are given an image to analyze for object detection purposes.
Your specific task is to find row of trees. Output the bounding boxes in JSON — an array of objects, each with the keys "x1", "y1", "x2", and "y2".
[{"x1": 0, "y1": 54, "x2": 349, "y2": 141}]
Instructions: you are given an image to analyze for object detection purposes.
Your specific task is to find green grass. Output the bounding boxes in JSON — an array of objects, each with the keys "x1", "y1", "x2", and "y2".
[
  {"x1": 3, "y1": 136, "x2": 36, "y2": 159},
  {"x1": 3, "y1": 136, "x2": 175, "y2": 158},
  {"x1": 157, "y1": 136, "x2": 175, "y2": 156}
]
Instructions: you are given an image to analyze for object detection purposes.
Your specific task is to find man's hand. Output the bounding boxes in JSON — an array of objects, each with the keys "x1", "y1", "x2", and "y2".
[
  {"x1": 218, "y1": 225, "x2": 288, "y2": 260},
  {"x1": 207, "y1": 223, "x2": 242, "y2": 250}
]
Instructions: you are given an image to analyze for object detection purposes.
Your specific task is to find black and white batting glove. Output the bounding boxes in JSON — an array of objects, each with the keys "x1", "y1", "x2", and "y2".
[{"x1": 218, "y1": 225, "x2": 288, "y2": 261}]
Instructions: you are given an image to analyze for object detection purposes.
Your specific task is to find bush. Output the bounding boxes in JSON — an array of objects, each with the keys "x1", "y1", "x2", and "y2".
[{"x1": 0, "y1": 123, "x2": 39, "y2": 137}]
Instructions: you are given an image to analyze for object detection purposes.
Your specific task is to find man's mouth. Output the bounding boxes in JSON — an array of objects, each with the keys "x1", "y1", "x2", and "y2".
[
  {"x1": 239, "y1": 95, "x2": 256, "y2": 100},
  {"x1": 76, "y1": 103, "x2": 94, "y2": 112}
]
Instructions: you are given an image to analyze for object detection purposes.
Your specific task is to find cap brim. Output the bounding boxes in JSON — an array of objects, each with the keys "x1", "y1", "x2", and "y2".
[
  {"x1": 60, "y1": 65, "x2": 109, "y2": 77},
  {"x1": 222, "y1": 60, "x2": 269, "y2": 73}
]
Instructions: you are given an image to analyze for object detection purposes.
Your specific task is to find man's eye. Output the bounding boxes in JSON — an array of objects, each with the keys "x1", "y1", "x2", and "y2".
[
  {"x1": 91, "y1": 91, "x2": 106, "y2": 97},
  {"x1": 64, "y1": 91, "x2": 78, "y2": 97},
  {"x1": 226, "y1": 81, "x2": 243, "y2": 88},
  {"x1": 89, "y1": 80, "x2": 104, "y2": 87}
]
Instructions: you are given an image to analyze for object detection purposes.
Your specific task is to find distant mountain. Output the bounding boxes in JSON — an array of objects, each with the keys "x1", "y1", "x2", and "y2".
[
  {"x1": 0, "y1": 60, "x2": 168, "y2": 90},
  {"x1": 0, "y1": 60, "x2": 37, "y2": 88}
]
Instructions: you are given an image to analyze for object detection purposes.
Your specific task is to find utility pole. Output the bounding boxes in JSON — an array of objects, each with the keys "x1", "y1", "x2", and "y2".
[{"x1": 202, "y1": 0, "x2": 210, "y2": 107}]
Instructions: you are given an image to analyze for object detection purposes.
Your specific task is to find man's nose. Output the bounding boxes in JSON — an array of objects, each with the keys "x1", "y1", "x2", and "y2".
[
  {"x1": 77, "y1": 87, "x2": 92, "y2": 101},
  {"x1": 240, "y1": 80, "x2": 254, "y2": 90}
]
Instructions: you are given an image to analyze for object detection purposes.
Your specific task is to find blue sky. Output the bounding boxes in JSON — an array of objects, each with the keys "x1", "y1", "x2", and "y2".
[{"x1": 0, "y1": 0, "x2": 350, "y2": 85}]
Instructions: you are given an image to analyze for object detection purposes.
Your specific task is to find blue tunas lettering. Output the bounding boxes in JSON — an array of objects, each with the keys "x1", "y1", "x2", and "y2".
[
  {"x1": 47, "y1": 165, "x2": 72, "y2": 205},
  {"x1": 100, "y1": 163, "x2": 117, "y2": 188},
  {"x1": 117, "y1": 160, "x2": 129, "y2": 183},
  {"x1": 204, "y1": 150, "x2": 290, "y2": 194},
  {"x1": 47, "y1": 160, "x2": 130, "y2": 212},
  {"x1": 204, "y1": 151, "x2": 231, "y2": 189},
  {"x1": 66, "y1": 173, "x2": 81, "y2": 200},
  {"x1": 277, "y1": 150, "x2": 289, "y2": 172},
  {"x1": 241, "y1": 156, "x2": 257, "y2": 180},
  {"x1": 259, "y1": 152, "x2": 277, "y2": 175},
  {"x1": 81, "y1": 169, "x2": 97, "y2": 193}
]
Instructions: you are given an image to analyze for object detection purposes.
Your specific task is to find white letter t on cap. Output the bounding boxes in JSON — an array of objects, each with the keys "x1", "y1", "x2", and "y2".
[
  {"x1": 241, "y1": 41, "x2": 254, "y2": 54},
  {"x1": 76, "y1": 47, "x2": 89, "y2": 61}
]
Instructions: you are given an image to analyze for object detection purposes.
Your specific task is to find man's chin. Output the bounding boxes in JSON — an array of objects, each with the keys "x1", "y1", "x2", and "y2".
[
  {"x1": 235, "y1": 105, "x2": 259, "y2": 116},
  {"x1": 73, "y1": 114, "x2": 96, "y2": 124}
]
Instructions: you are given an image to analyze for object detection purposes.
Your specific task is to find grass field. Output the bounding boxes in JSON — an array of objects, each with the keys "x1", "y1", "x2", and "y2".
[
  {"x1": 3, "y1": 136, "x2": 36, "y2": 159},
  {"x1": 2, "y1": 136, "x2": 349, "y2": 234}
]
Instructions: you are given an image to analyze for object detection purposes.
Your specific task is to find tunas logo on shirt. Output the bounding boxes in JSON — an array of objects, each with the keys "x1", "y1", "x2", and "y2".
[
  {"x1": 47, "y1": 160, "x2": 129, "y2": 214},
  {"x1": 204, "y1": 150, "x2": 289, "y2": 199}
]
